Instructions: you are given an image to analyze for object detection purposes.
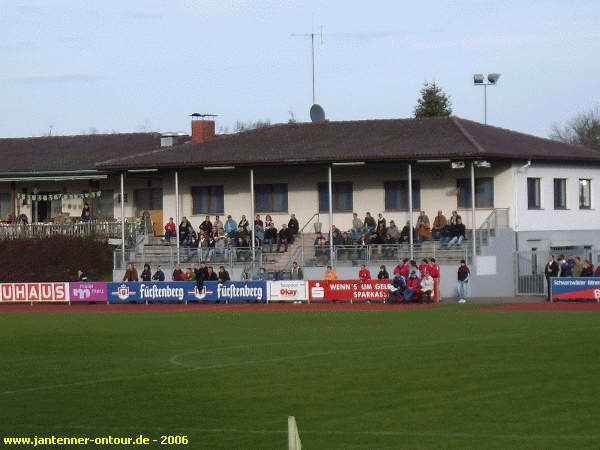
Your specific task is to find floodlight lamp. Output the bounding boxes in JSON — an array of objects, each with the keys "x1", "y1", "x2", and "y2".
[
  {"x1": 474, "y1": 160, "x2": 492, "y2": 168},
  {"x1": 487, "y1": 73, "x2": 501, "y2": 84},
  {"x1": 451, "y1": 161, "x2": 465, "y2": 169},
  {"x1": 473, "y1": 74, "x2": 484, "y2": 84}
]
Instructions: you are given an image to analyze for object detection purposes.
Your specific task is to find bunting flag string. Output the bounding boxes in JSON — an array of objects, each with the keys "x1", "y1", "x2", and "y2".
[{"x1": 16, "y1": 191, "x2": 102, "y2": 202}]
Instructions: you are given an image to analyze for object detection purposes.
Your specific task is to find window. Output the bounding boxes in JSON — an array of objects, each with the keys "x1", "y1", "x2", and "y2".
[
  {"x1": 134, "y1": 188, "x2": 163, "y2": 213},
  {"x1": 457, "y1": 177, "x2": 494, "y2": 208},
  {"x1": 318, "y1": 182, "x2": 353, "y2": 212},
  {"x1": 579, "y1": 179, "x2": 591, "y2": 209},
  {"x1": 0, "y1": 193, "x2": 10, "y2": 219},
  {"x1": 96, "y1": 190, "x2": 115, "y2": 219},
  {"x1": 527, "y1": 178, "x2": 541, "y2": 209},
  {"x1": 192, "y1": 186, "x2": 224, "y2": 214},
  {"x1": 255, "y1": 183, "x2": 288, "y2": 212},
  {"x1": 553, "y1": 179, "x2": 567, "y2": 209},
  {"x1": 384, "y1": 180, "x2": 420, "y2": 210}
]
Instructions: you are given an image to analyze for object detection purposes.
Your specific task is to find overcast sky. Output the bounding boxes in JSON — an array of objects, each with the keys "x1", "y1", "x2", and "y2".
[{"x1": 0, "y1": 0, "x2": 598, "y2": 138}]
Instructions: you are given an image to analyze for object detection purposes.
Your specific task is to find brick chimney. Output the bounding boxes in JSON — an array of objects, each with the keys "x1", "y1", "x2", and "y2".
[{"x1": 191, "y1": 114, "x2": 216, "y2": 142}]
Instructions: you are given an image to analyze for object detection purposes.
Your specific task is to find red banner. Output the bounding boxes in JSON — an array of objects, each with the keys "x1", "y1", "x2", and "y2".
[
  {"x1": 308, "y1": 280, "x2": 392, "y2": 301},
  {"x1": 0, "y1": 283, "x2": 69, "y2": 302}
]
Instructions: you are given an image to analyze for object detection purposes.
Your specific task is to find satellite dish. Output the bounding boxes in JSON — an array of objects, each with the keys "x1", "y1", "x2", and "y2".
[{"x1": 310, "y1": 104, "x2": 326, "y2": 122}]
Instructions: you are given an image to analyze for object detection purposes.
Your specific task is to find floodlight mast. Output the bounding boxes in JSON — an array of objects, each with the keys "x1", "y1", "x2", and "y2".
[{"x1": 473, "y1": 73, "x2": 501, "y2": 124}]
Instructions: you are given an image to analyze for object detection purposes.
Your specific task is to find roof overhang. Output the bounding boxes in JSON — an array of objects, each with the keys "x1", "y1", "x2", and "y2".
[{"x1": 0, "y1": 174, "x2": 108, "y2": 182}]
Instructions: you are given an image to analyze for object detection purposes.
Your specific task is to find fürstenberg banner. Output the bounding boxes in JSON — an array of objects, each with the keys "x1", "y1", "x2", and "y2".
[{"x1": 268, "y1": 281, "x2": 308, "y2": 301}]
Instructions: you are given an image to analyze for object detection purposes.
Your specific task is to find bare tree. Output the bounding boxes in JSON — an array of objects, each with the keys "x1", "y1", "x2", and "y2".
[
  {"x1": 550, "y1": 106, "x2": 600, "y2": 150},
  {"x1": 233, "y1": 119, "x2": 271, "y2": 133}
]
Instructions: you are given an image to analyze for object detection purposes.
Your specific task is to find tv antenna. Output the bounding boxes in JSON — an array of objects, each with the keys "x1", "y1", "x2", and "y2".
[{"x1": 291, "y1": 26, "x2": 324, "y2": 104}]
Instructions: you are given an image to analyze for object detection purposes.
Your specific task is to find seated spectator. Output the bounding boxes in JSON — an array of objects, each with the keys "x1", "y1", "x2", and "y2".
[
  {"x1": 264, "y1": 223, "x2": 278, "y2": 252},
  {"x1": 194, "y1": 263, "x2": 208, "y2": 286},
  {"x1": 382, "y1": 234, "x2": 396, "y2": 257},
  {"x1": 256, "y1": 267, "x2": 267, "y2": 281},
  {"x1": 198, "y1": 232, "x2": 210, "y2": 260},
  {"x1": 288, "y1": 213, "x2": 299, "y2": 240},
  {"x1": 236, "y1": 225, "x2": 249, "y2": 244},
  {"x1": 217, "y1": 265, "x2": 230, "y2": 283},
  {"x1": 253, "y1": 223, "x2": 264, "y2": 248},
  {"x1": 387, "y1": 220, "x2": 400, "y2": 242},
  {"x1": 214, "y1": 215, "x2": 224, "y2": 231},
  {"x1": 200, "y1": 216, "x2": 212, "y2": 236},
  {"x1": 339, "y1": 231, "x2": 353, "y2": 259},
  {"x1": 141, "y1": 264, "x2": 152, "y2": 281},
  {"x1": 331, "y1": 230, "x2": 343, "y2": 248},
  {"x1": 388, "y1": 268, "x2": 406, "y2": 303},
  {"x1": 179, "y1": 217, "x2": 191, "y2": 240},
  {"x1": 356, "y1": 233, "x2": 369, "y2": 259},
  {"x1": 241, "y1": 267, "x2": 251, "y2": 282},
  {"x1": 351, "y1": 212, "x2": 363, "y2": 240},
  {"x1": 449, "y1": 210, "x2": 461, "y2": 226},
  {"x1": 400, "y1": 221, "x2": 415, "y2": 245},
  {"x1": 213, "y1": 231, "x2": 227, "y2": 260},
  {"x1": 409, "y1": 260, "x2": 421, "y2": 280},
  {"x1": 54, "y1": 211, "x2": 66, "y2": 224},
  {"x1": 18, "y1": 213, "x2": 28, "y2": 224},
  {"x1": 81, "y1": 210, "x2": 91, "y2": 223},
  {"x1": 581, "y1": 261, "x2": 594, "y2": 277},
  {"x1": 432, "y1": 211, "x2": 447, "y2": 239},
  {"x1": 447, "y1": 218, "x2": 466, "y2": 248},
  {"x1": 265, "y1": 214, "x2": 274, "y2": 228},
  {"x1": 440, "y1": 224, "x2": 453, "y2": 245},
  {"x1": 254, "y1": 214, "x2": 264, "y2": 228},
  {"x1": 404, "y1": 271, "x2": 421, "y2": 302},
  {"x1": 291, "y1": 261, "x2": 303, "y2": 280},
  {"x1": 272, "y1": 267, "x2": 284, "y2": 281},
  {"x1": 314, "y1": 232, "x2": 328, "y2": 258},
  {"x1": 363, "y1": 212, "x2": 376, "y2": 234},
  {"x1": 183, "y1": 225, "x2": 198, "y2": 249},
  {"x1": 77, "y1": 269, "x2": 89, "y2": 282},
  {"x1": 172, "y1": 265, "x2": 185, "y2": 281},
  {"x1": 223, "y1": 237, "x2": 235, "y2": 260},
  {"x1": 235, "y1": 237, "x2": 249, "y2": 261},
  {"x1": 378, "y1": 265, "x2": 389, "y2": 280},
  {"x1": 122, "y1": 263, "x2": 138, "y2": 281},
  {"x1": 152, "y1": 266, "x2": 165, "y2": 281},
  {"x1": 6, "y1": 213, "x2": 15, "y2": 223},
  {"x1": 377, "y1": 213, "x2": 386, "y2": 229},
  {"x1": 370, "y1": 222, "x2": 386, "y2": 246},
  {"x1": 205, "y1": 266, "x2": 218, "y2": 281},
  {"x1": 224, "y1": 215, "x2": 237, "y2": 237},
  {"x1": 572, "y1": 256, "x2": 583, "y2": 277},
  {"x1": 420, "y1": 272, "x2": 435, "y2": 303},
  {"x1": 324, "y1": 265, "x2": 338, "y2": 280},
  {"x1": 239, "y1": 215, "x2": 249, "y2": 232},
  {"x1": 276, "y1": 223, "x2": 291, "y2": 252},
  {"x1": 416, "y1": 211, "x2": 430, "y2": 242},
  {"x1": 185, "y1": 268, "x2": 196, "y2": 281},
  {"x1": 81, "y1": 202, "x2": 91, "y2": 220},
  {"x1": 163, "y1": 217, "x2": 176, "y2": 243},
  {"x1": 359, "y1": 264, "x2": 371, "y2": 281}
]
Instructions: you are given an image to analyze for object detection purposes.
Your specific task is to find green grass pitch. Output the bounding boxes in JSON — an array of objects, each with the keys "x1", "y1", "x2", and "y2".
[{"x1": 1, "y1": 306, "x2": 599, "y2": 449}]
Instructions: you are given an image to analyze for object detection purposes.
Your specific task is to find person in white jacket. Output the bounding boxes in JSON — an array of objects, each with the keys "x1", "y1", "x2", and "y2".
[{"x1": 420, "y1": 272, "x2": 435, "y2": 303}]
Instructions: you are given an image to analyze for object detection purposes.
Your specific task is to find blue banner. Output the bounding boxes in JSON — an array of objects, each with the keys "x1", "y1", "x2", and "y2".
[
  {"x1": 551, "y1": 277, "x2": 600, "y2": 302},
  {"x1": 192, "y1": 281, "x2": 268, "y2": 302}
]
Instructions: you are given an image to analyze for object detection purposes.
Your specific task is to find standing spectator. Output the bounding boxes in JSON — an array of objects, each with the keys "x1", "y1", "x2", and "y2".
[
  {"x1": 140, "y1": 264, "x2": 152, "y2": 281},
  {"x1": 77, "y1": 269, "x2": 89, "y2": 282},
  {"x1": 194, "y1": 262, "x2": 208, "y2": 286},
  {"x1": 81, "y1": 210, "x2": 91, "y2": 223},
  {"x1": 254, "y1": 222, "x2": 264, "y2": 248},
  {"x1": 447, "y1": 218, "x2": 466, "y2": 248},
  {"x1": 594, "y1": 264, "x2": 600, "y2": 278},
  {"x1": 432, "y1": 210, "x2": 447, "y2": 239},
  {"x1": 363, "y1": 212, "x2": 376, "y2": 234},
  {"x1": 387, "y1": 220, "x2": 401, "y2": 242},
  {"x1": 206, "y1": 266, "x2": 218, "y2": 281},
  {"x1": 420, "y1": 272, "x2": 435, "y2": 303},
  {"x1": 185, "y1": 268, "x2": 196, "y2": 281},
  {"x1": 152, "y1": 266, "x2": 165, "y2": 281},
  {"x1": 418, "y1": 259, "x2": 430, "y2": 277},
  {"x1": 377, "y1": 213, "x2": 386, "y2": 229},
  {"x1": 449, "y1": 210, "x2": 461, "y2": 225},
  {"x1": 264, "y1": 223, "x2": 278, "y2": 252},
  {"x1": 163, "y1": 217, "x2": 176, "y2": 243},
  {"x1": 429, "y1": 257, "x2": 441, "y2": 300},
  {"x1": 572, "y1": 256, "x2": 583, "y2": 277},
  {"x1": 457, "y1": 260, "x2": 470, "y2": 303},
  {"x1": 358, "y1": 264, "x2": 371, "y2": 281},
  {"x1": 377, "y1": 265, "x2": 389, "y2": 280},
  {"x1": 324, "y1": 265, "x2": 338, "y2": 280},
  {"x1": 288, "y1": 214, "x2": 299, "y2": 240},
  {"x1": 224, "y1": 215, "x2": 237, "y2": 237},
  {"x1": 276, "y1": 223, "x2": 291, "y2": 252},
  {"x1": 18, "y1": 213, "x2": 28, "y2": 224},
  {"x1": 200, "y1": 216, "x2": 212, "y2": 236},
  {"x1": 272, "y1": 267, "x2": 284, "y2": 281},
  {"x1": 214, "y1": 216, "x2": 224, "y2": 232},
  {"x1": 172, "y1": 265, "x2": 185, "y2": 281},
  {"x1": 559, "y1": 257, "x2": 571, "y2": 277},
  {"x1": 241, "y1": 267, "x2": 251, "y2": 282},
  {"x1": 257, "y1": 267, "x2": 267, "y2": 281},
  {"x1": 566, "y1": 255, "x2": 575, "y2": 272},
  {"x1": 388, "y1": 268, "x2": 406, "y2": 303},
  {"x1": 544, "y1": 255, "x2": 559, "y2": 301},
  {"x1": 54, "y1": 212, "x2": 66, "y2": 224},
  {"x1": 290, "y1": 261, "x2": 303, "y2": 280},
  {"x1": 416, "y1": 211, "x2": 431, "y2": 242},
  {"x1": 404, "y1": 271, "x2": 421, "y2": 302},
  {"x1": 217, "y1": 266, "x2": 230, "y2": 283},
  {"x1": 239, "y1": 215, "x2": 249, "y2": 232},
  {"x1": 581, "y1": 261, "x2": 594, "y2": 277},
  {"x1": 179, "y1": 217, "x2": 191, "y2": 240},
  {"x1": 81, "y1": 202, "x2": 91, "y2": 220},
  {"x1": 351, "y1": 213, "x2": 363, "y2": 240},
  {"x1": 122, "y1": 263, "x2": 138, "y2": 281},
  {"x1": 409, "y1": 260, "x2": 421, "y2": 280}
]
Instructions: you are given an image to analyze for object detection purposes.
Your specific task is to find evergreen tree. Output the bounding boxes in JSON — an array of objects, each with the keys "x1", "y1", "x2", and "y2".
[{"x1": 413, "y1": 82, "x2": 453, "y2": 118}]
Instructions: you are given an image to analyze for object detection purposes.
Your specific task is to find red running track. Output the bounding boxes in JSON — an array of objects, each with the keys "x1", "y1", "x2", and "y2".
[{"x1": 472, "y1": 303, "x2": 600, "y2": 311}]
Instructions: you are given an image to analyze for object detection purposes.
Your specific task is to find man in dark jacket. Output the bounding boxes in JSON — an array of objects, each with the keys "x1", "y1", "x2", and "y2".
[
  {"x1": 205, "y1": 266, "x2": 218, "y2": 281},
  {"x1": 447, "y1": 218, "x2": 466, "y2": 248},
  {"x1": 581, "y1": 261, "x2": 594, "y2": 277},
  {"x1": 545, "y1": 255, "x2": 559, "y2": 301},
  {"x1": 199, "y1": 216, "x2": 213, "y2": 236},
  {"x1": 264, "y1": 223, "x2": 278, "y2": 253},
  {"x1": 217, "y1": 266, "x2": 231, "y2": 283},
  {"x1": 388, "y1": 269, "x2": 406, "y2": 303},
  {"x1": 276, "y1": 224, "x2": 291, "y2": 252},
  {"x1": 288, "y1": 214, "x2": 299, "y2": 242},
  {"x1": 363, "y1": 212, "x2": 376, "y2": 233},
  {"x1": 152, "y1": 266, "x2": 165, "y2": 281}
]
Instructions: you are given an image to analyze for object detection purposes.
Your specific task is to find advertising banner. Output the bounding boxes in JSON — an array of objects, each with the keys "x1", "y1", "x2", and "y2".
[
  {"x1": 193, "y1": 281, "x2": 268, "y2": 302},
  {"x1": 107, "y1": 282, "x2": 194, "y2": 303},
  {"x1": 269, "y1": 281, "x2": 308, "y2": 302},
  {"x1": 0, "y1": 282, "x2": 69, "y2": 302},
  {"x1": 551, "y1": 278, "x2": 600, "y2": 302},
  {"x1": 69, "y1": 282, "x2": 108, "y2": 302},
  {"x1": 308, "y1": 280, "x2": 392, "y2": 301}
]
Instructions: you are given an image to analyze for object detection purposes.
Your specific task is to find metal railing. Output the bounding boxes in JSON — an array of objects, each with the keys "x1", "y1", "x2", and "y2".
[
  {"x1": 476, "y1": 208, "x2": 510, "y2": 246},
  {"x1": 0, "y1": 221, "x2": 139, "y2": 242}
]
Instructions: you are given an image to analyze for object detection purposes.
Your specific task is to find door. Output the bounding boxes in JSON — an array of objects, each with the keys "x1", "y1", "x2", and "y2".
[{"x1": 134, "y1": 188, "x2": 163, "y2": 236}]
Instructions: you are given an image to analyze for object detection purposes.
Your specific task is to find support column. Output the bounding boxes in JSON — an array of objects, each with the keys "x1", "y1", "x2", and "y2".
[
  {"x1": 250, "y1": 168, "x2": 255, "y2": 272},
  {"x1": 408, "y1": 163, "x2": 414, "y2": 260},
  {"x1": 120, "y1": 172, "x2": 125, "y2": 267},
  {"x1": 10, "y1": 182, "x2": 16, "y2": 218},
  {"x1": 328, "y1": 164, "x2": 334, "y2": 265},
  {"x1": 471, "y1": 162, "x2": 477, "y2": 265},
  {"x1": 175, "y1": 170, "x2": 180, "y2": 265}
]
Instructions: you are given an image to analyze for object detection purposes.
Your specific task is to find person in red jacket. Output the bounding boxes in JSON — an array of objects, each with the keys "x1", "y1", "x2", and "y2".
[
  {"x1": 358, "y1": 264, "x2": 371, "y2": 281},
  {"x1": 429, "y1": 257, "x2": 441, "y2": 301},
  {"x1": 172, "y1": 264, "x2": 185, "y2": 281},
  {"x1": 404, "y1": 271, "x2": 421, "y2": 302},
  {"x1": 397, "y1": 258, "x2": 410, "y2": 280},
  {"x1": 418, "y1": 258, "x2": 430, "y2": 277},
  {"x1": 163, "y1": 217, "x2": 176, "y2": 243}
]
